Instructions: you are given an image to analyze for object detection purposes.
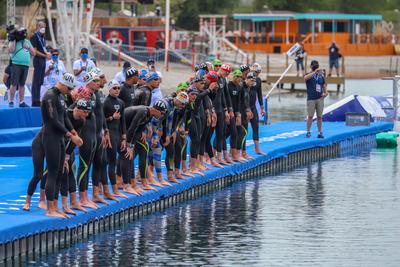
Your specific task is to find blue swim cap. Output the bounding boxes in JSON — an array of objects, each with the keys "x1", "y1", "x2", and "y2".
[
  {"x1": 146, "y1": 71, "x2": 160, "y2": 82},
  {"x1": 139, "y1": 69, "x2": 148, "y2": 80}
]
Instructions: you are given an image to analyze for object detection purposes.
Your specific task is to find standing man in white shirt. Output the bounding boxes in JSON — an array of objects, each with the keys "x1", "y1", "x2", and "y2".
[
  {"x1": 41, "y1": 49, "x2": 66, "y2": 99},
  {"x1": 114, "y1": 61, "x2": 131, "y2": 84},
  {"x1": 73, "y1": 48, "x2": 96, "y2": 88}
]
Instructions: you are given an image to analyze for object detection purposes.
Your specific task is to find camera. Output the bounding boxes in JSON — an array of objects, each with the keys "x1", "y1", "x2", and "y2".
[{"x1": 6, "y1": 25, "x2": 27, "y2": 42}]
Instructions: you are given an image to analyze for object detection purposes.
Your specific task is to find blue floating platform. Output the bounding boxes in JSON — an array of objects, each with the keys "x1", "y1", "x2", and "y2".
[
  {"x1": 0, "y1": 121, "x2": 393, "y2": 246},
  {"x1": 0, "y1": 106, "x2": 42, "y2": 157}
]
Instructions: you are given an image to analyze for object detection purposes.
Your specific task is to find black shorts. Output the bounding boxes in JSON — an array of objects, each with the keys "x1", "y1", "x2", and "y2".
[{"x1": 10, "y1": 64, "x2": 29, "y2": 87}]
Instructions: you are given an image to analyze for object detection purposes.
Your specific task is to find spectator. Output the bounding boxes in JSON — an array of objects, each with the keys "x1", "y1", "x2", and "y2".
[
  {"x1": 155, "y1": 4, "x2": 162, "y2": 17},
  {"x1": 147, "y1": 58, "x2": 156, "y2": 72},
  {"x1": 30, "y1": 21, "x2": 51, "y2": 107},
  {"x1": 73, "y1": 48, "x2": 96, "y2": 87},
  {"x1": 2, "y1": 62, "x2": 12, "y2": 101},
  {"x1": 150, "y1": 71, "x2": 163, "y2": 106},
  {"x1": 41, "y1": 49, "x2": 66, "y2": 99},
  {"x1": 114, "y1": 61, "x2": 131, "y2": 84},
  {"x1": 8, "y1": 26, "x2": 35, "y2": 108},
  {"x1": 304, "y1": 60, "x2": 328, "y2": 139},
  {"x1": 328, "y1": 42, "x2": 340, "y2": 77},
  {"x1": 295, "y1": 47, "x2": 306, "y2": 76}
]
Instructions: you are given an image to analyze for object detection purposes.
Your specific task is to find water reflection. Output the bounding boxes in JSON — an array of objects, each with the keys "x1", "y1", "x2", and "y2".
[{"x1": 26, "y1": 150, "x2": 400, "y2": 266}]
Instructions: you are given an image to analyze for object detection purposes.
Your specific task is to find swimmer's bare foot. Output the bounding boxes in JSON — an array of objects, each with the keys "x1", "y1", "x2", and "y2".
[
  {"x1": 93, "y1": 195, "x2": 109, "y2": 205},
  {"x1": 160, "y1": 179, "x2": 172, "y2": 186},
  {"x1": 182, "y1": 171, "x2": 194, "y2": 177},
  {"x1": 38, "y1": 200, "x2": 47, "y2": 209},
  {"x1": 46, "y1": 210, "x2": 66, "y2": 218},
  {"x1": 71, "y1": 202, "x2": 87, "y2": 213},
  {"x1": 63, "y1": 206, "x2": 77, "y2": 215},
  {"x1": 123, "y1": 185, "x2": 141, "y2": 196},
  {"x1": 112, "y1": 185, "x2": 128, "y2": 199},
  {"x1": 142, "y1": 179, "x2": 158, "y2": 191},
  {"x1": 211, "y1": 158, "x2": 223, "y2": 168},
  {"x1": 23, "y1": 196, "x2": 31, "y2": 211},
  {"x1": 148, "y1": 176, "x2": 162, "y2": 187},
  {"x1": 175, "y1": 170, "x2": 186, "y2": 180},
  {"x1": 191, "y1": 168, "x2": 204, "y2": 176}
]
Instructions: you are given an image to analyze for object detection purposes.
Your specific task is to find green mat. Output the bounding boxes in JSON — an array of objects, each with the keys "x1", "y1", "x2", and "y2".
[{"x1": 376, "y1": 132, "x2": 399, "y2": 148}]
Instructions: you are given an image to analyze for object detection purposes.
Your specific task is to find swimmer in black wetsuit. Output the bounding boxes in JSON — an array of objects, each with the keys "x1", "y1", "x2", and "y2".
[
  {"x1": 40, "y1": 73, "x2": 83, "y2": 218},
  {"x1": 75, "y1": 72, "x2": 101, "y2": 209},
  {"x1": 186, "y1": 75, "x2": 212, "y2": 176},
  {"x1": 62, "y1": 99, "x2": 92, "y2": 215},
  {"x1": 89, "y1": 68, "x2": 111, "y2": 206},
  {"x1": 103, "y1": 79, "x2": 129, "y2": 200},
  {"x1": 119, "y1": 67, "x2": 139, "y2": 108},
  {"x1": 122, "y1": 105, "x2": 165, "y2": 193},
  {"x1": 250, "y1": 63, "x2": 266, "y2": 155},
  {"x1": 228, "y1": 69, "x2": 247, "y2": 162},
  {"x1": 132, "y1": 71, "x2": 159, "y2": 106},
  {"x1": 115, "y1": 67, "x2": 139, "y2": 188},
  {"x1": 239, "y1": 72, "x2": 256, "y2": 160},
  {"x1": 201, "y1": 72, "x2": 223, "y2": 169},
  {"x1": 153, "y1": 94, "x2": 188, "y2": 183}
]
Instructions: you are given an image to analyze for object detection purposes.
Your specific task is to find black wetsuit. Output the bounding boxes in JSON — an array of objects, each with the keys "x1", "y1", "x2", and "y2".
[
  {"x1": 92, "y1": 90, "x2": 108, "y2": 188},
  {"x1": 119, "y1": 82, "x2": 135, "y2": 107},
  {"x1": 26, "y1": 129, "x2": 46, "y2": 197},
  {"x1": 77, "y1": 93, "x2": 97, "y2": 192},
  {"x1": 132, "y1": 85, "x2": 152, "y2": 106},
  {"x1": 210, "y1": 78, "x2": 227, "y2": 153},
  {"x1": 227, "y1": 81, "x2": 242, "y2": 150},
  {"x1": 186, "y1": 88, "x2": 210, "y2": 159},
  {"x1": 122, "y1": 106, "x2": 152, "y2": 182},
  {"x1": 249, "y1": 76, "x2": 263, "y2": 141},
  {"x1": 173, "y1": 107, "x2": 187, "y2": 170},
  {"x1": 41, "y1": 87, "x2": 73, "y2": 201},
  {"x1": 104, "y1": 95, "x2": 126, "y2": 186},
  {"x1": 200, "y1": 92, "x2": 214, "y2": 158},
  {"x1": 61, "y1": 108, "x2": 86, "y2": 197},
  {"x1": 222, "y1": 77, "x2": 234, "y2": 152},
  {"x1": 239, "y1": 82, "x2": 251, "y2": 151}
]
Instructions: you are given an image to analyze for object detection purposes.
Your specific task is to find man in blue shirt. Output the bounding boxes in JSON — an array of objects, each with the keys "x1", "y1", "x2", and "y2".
[{"x1": 304, "y1": 60, "x2": 328, "y2": 138}]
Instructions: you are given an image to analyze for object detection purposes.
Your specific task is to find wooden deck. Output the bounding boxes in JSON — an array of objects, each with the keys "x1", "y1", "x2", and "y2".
[{"x1": 260, "y1": 74, "x2": 346, "y2": 93}]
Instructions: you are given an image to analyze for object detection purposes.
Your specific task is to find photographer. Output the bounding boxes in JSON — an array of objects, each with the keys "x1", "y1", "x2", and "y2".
[
  {"x1": 304, "y1": 60, "x2": 328, "y2": 139},
  {"x1": 30, "y1": 21, "x2": 51, "y2": 107},
  {"x1": 8, "y1": 26, "x2": 36, "y2": 108}
]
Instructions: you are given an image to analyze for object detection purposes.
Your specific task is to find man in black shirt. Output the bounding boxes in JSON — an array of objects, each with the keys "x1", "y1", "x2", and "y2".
[{"x1": 31, "y1": 21, "x2": 50, "y2": 106}]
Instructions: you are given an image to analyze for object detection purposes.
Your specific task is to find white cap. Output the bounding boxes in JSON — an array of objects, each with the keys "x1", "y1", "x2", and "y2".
[
  {"x1": 60, "y1": 73, "x2": 75, "y2": 89},
  {"x1": 156, "y1": 71, "x2": 163, "y2": 79},
  {"x1": 251, "y1": 63, "x2": 262, "y2": 72},
  {"x1": 107, "y1": 79, "x2": 120, "y2": 91},
  {"x1": 84, "y1": 72, "x2": 99, "y2": 85},
  {"x1": 91, "y1": 67, "x2": 104, "y2": 77}
]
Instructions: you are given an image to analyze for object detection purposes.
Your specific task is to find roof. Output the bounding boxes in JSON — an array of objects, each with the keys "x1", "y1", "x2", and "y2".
[{"x1": 233, "y1": 12, "x2": 382, "y2": 22}]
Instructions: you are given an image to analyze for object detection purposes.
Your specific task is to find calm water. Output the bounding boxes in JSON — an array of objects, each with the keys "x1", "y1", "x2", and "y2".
[
  {"x1": 26, "y1": 148, "x2": 400, "y2": 267},
  {"x1": 26, "y1": 79, "x2": 400, "y2": 266}
]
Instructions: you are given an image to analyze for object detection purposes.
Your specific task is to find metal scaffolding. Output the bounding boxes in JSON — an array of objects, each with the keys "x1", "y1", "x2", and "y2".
[{"x1": 6, "y1": 0, "x2": 16, "y2": 25}]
